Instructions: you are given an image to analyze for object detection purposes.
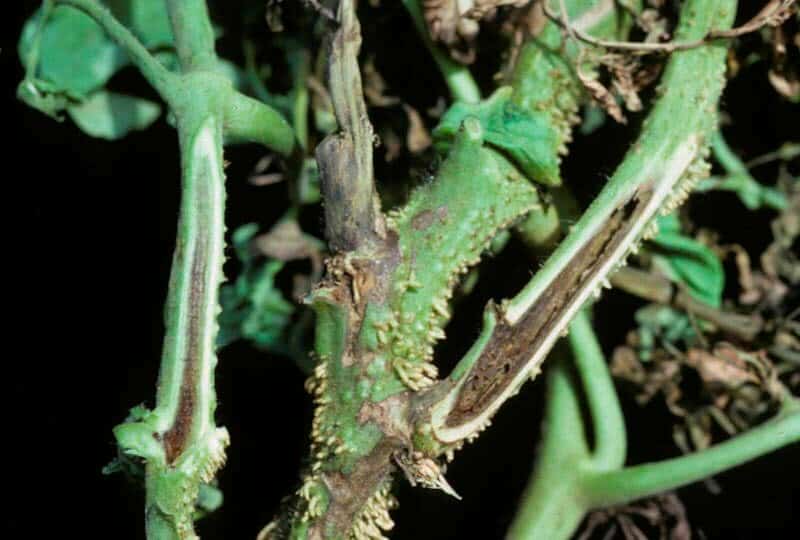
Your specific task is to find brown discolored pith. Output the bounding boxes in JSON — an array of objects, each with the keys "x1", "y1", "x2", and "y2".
[
  {"x1": 163, "y1": 184, "x2": 212, "y2": 464},
  {"x1": 445, "y1": 184, "x2": 655, "y2": 427}
]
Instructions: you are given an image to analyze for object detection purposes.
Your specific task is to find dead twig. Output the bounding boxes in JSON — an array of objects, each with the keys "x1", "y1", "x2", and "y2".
[{"x1": 545, "y1": 0, "x2": 797, "y2": 55}]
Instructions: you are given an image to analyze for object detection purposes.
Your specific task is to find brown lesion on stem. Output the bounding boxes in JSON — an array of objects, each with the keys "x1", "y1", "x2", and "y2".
[
  {"x1": 317, "y1": 0, "x2": 385, "y2": 253},
  {"x1": 162, "y1": 214, "x2": 208, "y2": 464},
  {"x1": 444, "y1": 184, "x2": 656, "y2": 428},
  {"x1": 314, "y1": 439, "x2": 402, "y2": 539}
]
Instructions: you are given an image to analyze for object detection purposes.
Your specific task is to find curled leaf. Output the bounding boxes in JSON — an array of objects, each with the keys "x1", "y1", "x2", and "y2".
[
  {"x1": 67, "y1": 90, "x2": 161, "y2": 140},
  {"x1": 432, "y1": 86, "x2": 561, "y2": 185},
  {"x1": 648, "y1": 213, "x2": 725, "y2": 308}
]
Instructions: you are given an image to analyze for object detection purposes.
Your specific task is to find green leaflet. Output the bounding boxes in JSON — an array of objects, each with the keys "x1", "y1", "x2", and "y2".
[
  {"x1": 68, "y1": 90, "x2": 161, "y2": 139},
  {"x1": 648, "y1": 213, "x2": 725, "y2": 308},
  {"x1": 432, "y1": 87, "x2": 562, "y2": 186},
  {"x1": 217, "y1": 224, "x2": 295, "y2": 351},
  {"x1": 18, "y1": 1, "x2": 173, "y2": 97},
  {"x1": 17, "y1": 1, "x2": 241, "y2": 135},
  {"x1": 633, "y1": 304, "x2": 697, "y2": 361},
  {"x1": 17, "y1": 1, "x2": 171, "y2": 127},
  {"x1": 19, "y1": 5, "x2": 128, "y2": 99}
]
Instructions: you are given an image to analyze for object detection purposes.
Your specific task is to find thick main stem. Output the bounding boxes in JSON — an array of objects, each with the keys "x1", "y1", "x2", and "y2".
[{"x1": 138, "y1": 107, "x2": 230, "y2": 540}]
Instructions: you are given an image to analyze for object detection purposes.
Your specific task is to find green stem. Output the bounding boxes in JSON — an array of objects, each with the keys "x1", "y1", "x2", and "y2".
[
  {"x1": 583, "y1": 405, "x2": 800, "y2": 508},
  {"x1": 507, "y1": 353, "x2": 592, "y2": 540},
  {"x1": 568, "y1": 310, "x2": 627, "y2": 470},
  {"x1": 287, "y1": 46, "x2": 311, "y2": 150},
  {"x1": 506, "y1": 0, "x2": 736, "y2": 323},
  {"x1": 165, "y1": 0, "x2": 218, "y2": 72},
  {"x1": 401, "y1": 0, "x2": 481, "y2": 103},
  {"x1": 145, "y1": 107, "x2": 229, "y2": 540},
  {"x1": 155, "y1": 111, "x2": 225, "y2": 449},
  {"x1": 694, "y1": 130, "x2": 787, "y2": 210},
  {"x1": 223, "y1": 90, "x2": 296, "y2": 155},
  {"x1": 53, "y1": 0, "x2": 176, "y2": 98}
]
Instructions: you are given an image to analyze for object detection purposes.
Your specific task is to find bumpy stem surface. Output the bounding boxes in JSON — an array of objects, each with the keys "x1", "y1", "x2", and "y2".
[{"x1": 425, "y1": 0, "x2": 736, "y2": 446}]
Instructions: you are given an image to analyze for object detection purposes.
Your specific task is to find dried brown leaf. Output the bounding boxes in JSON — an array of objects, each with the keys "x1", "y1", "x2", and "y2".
[
  {"x1": 380, "y1": 127, "x2": 403, "y2": 162},
  {"x1": 578, "y1": 65, "x2": 627, "y2": 123},
  {"x1": 255, "y1": 220, "x2": 317, "y2": 262},
  {"x1": 249, "y1": 173, "x2": 285, "y2": 186},
  {"x1": 768, "y1": 24, "x2": 800, "y2": 100},
  {"x1": 685, "y1": 346, "x2": 761, "y2": 389},
  {"x1": 580, "y1": 493, "x2": 692, "y2": 540},
  {"x1": 424, "y1": 0, "x2": 532, "y2": 63},
  {"x1": 363, "y1": 58, "x2": 401, "y2": 107},
  {"x1": 403, "y1": 104, "x2": 432, "y2": 153}
]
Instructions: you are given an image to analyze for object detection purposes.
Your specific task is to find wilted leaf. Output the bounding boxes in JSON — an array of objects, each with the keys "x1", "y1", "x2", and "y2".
[
  {"x1": 68, "y1": 90, "x2": 161, "y2": 139},
  {"x1": 577, "y1": 66, "x2": 626, "y2": 123},
  {"x1": 380, "y1": 127, "x2": 403, "y2": 162},
  {"x1": 612, "y1": 341, "x2": 684, "y2": 413},
  {"x1": 762, "y1": 172, "x2": 800, "y2": 284},
  {"x1": 363, "y1": 58, "x2": 401, "y2": 107}
]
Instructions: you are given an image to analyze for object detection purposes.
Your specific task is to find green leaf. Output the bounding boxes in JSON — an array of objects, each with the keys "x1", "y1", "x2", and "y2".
[
  {"x1": 648, "y1": 213, "x2": 725, "y2": 307},
  {"x1": 68, "y1": 90, "x2": 161, "y2": 139},
  {"x1": 106, "y1": 0, "x2": 174, "y2": 49},
  {"x1": 217, "y1": 224, "x2": 295, "y2": 351},
  {"x1": 633, "y1": 304, "x2": 696, "y2": 361},
  {"x1": 16, "y1": 77, "x2": 76, "y2": 120},
  {"x1": 19, "y1": 6, "x2": 127, "y2": 98},
  {"x1": 18, "y1": 1, "x2": 175, "y2": 122},
  {"x1": 432, "y1": 86, "x2": 562, "y2": 186},
  {"x1": 297, "y1": 158, "x2": 321, "y2": 205},
  {"x1": 194, "y1": 484, "x2": 224, "y2": 519},
  {"x1": 579, "y1": 103, "x2": 607, "y2": 135}
]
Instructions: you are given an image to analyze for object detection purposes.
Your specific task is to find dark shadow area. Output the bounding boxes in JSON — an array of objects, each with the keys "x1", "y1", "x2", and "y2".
[{"x1": 7, "y1": 1, "x2": 798, "y2": 539}]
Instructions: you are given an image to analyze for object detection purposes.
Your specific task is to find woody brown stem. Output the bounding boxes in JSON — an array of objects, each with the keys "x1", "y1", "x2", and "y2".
[{"x1": 316, "y1": 0, "x2": 384, "y2": 253}]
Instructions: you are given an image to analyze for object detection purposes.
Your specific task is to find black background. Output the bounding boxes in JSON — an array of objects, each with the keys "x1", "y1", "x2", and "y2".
[{"x1": 5, "y1": 1, "x2": 799, "y2": 539}]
